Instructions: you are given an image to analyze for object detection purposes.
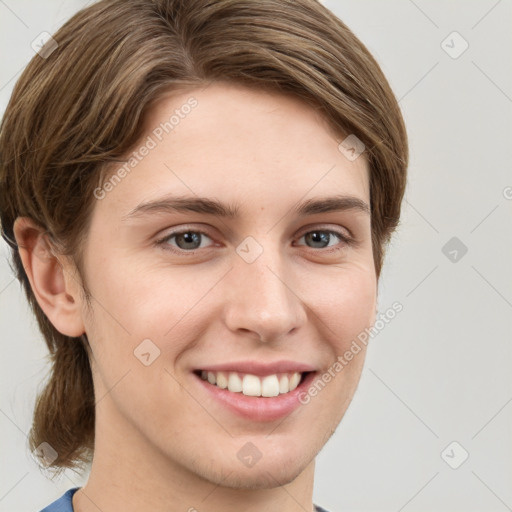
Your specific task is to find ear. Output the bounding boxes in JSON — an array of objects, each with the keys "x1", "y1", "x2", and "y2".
[{"x1": 13, "y1": 217, "x2": 86, "y2": 338}]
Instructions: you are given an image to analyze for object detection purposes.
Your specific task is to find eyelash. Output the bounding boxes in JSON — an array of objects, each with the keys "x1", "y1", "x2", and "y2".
[{"x1": 154, "y1": 225, "x2": 355, "y2": 255}]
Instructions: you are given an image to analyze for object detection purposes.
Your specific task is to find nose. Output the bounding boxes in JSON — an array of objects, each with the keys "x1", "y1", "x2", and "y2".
[{"x1": 222, "y1": 240, "x2": 307, "y2": 343}]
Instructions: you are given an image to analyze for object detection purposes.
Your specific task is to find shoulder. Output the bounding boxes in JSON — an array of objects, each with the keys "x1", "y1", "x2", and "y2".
[
  {"x1": 314, "y1": 505, "x2": 332, "y2": 512},
  {"x1": 38, "y1": 490, "x2": 329, "y2": 512},
  {"x1": 39, "y1": 487, "x2": 80, "y2": 512}
]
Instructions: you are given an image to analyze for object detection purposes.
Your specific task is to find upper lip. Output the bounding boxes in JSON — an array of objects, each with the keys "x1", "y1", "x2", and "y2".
[{"x1": 194, "y1": 360, "x2": 316, "y2": 376}]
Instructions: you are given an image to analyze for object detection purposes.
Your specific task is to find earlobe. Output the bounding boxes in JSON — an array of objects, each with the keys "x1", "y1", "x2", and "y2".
[{"x1": 13, "y1": 217, "x2": 86, "y2": 338}]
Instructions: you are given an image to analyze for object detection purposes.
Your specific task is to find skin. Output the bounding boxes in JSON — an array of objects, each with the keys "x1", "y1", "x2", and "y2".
[{"x1": 14, "y1": 82, "x2": 377, "y2": 512}]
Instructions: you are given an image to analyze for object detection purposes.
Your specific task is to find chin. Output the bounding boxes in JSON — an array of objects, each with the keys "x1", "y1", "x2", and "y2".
[
  {"x1": 187, "y1": 444, "x2": 315, "y2": 490},
  {"x1": 205, "y1": 462, "x2": 309, "y2": 490}
]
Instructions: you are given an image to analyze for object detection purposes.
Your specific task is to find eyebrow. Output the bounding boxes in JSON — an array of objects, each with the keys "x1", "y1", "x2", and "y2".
[{"x1": 121, "y1": 194, "x2": 371, "y2": 221}]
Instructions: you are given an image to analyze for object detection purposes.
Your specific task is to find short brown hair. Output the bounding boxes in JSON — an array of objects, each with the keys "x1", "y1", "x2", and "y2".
[{"x1": 0, "y1": 0, "x2": 408, "y2": 474}]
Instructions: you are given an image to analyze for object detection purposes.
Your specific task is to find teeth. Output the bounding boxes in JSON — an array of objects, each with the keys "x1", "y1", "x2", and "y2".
[
  {"x1": 199, "y1": 370, "x2": 304, "y2": 397},
  {"x1": 216, "y1": 371, "x2": 228, "y2": 389},
  {"x1": 278, "y1": 375, "x2": 289, "y2": 394},
  {"x1": 289, "y1": 372, "x2": 301, "y2": 391},
  {"x1": 242, "y1": 374, "x2": 261, "y2": 396},
  {"x1": 228, "y1": 372, "x2": 242, "y2": 392},
  {"x1": 261, "y1": 375, "x2": 280, "y2": 397}
]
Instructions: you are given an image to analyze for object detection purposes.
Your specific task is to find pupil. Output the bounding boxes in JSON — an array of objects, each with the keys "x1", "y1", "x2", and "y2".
[
  {"x1": 307, "y1": 231, "x2": 329, "y2": 248},
  {"x1": 179, "y1": 232, "x2": 200, "y2": 249}
]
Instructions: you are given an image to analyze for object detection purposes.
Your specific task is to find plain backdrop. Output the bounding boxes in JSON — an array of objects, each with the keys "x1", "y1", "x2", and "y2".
[{"x1": 1, "y1": 1, "x2": 511, "y2": 511}]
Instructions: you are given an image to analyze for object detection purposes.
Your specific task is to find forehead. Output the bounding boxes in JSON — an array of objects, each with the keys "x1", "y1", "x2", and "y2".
[{"x1": 97, "y1": 81, "x2": 370, "y2": 221}]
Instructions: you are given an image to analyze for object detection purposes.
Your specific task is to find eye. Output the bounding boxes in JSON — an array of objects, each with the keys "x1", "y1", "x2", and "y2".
[
  {"x1": 294, "y1": 228, "x2": 353, "y2": 253},
  {"x1": 155, "y1": 226, "x2": 355, "y2": 255},
  {"x1": 156, "y1": 228, "x2": 214, "y2": 253}
]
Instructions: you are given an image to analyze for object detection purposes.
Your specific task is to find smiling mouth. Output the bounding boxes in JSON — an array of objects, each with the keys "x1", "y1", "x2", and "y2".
[{"x1": 193, "y1": 369, "x2": 311, "y2": 397}]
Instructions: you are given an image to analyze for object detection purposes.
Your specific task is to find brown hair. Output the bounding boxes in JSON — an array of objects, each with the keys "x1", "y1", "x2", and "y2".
[{"x1": 0, "y1": 0, "x2": 408, "y2": 475}]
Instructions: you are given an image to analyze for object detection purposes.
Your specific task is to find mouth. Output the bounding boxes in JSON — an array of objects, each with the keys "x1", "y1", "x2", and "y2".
[
  {"x1": 191, "y1": 361, "x2": 318, "y2": 421},
  {"x1": 193, "y1": 369, "x2": 312, "y2": 397}
]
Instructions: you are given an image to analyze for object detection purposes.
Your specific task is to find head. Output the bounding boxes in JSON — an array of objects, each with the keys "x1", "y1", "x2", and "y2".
[{"x1": 0, "y1": 0, "x2": 407, "y2": 485}]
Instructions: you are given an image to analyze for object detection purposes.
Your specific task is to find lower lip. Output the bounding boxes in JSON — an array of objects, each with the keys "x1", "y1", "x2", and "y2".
[{"x1": 193, "y1": 371, "x2": 318, "y2": 422}]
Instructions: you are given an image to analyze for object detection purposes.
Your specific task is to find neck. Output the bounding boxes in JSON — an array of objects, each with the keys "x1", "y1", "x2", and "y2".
[{"x1": 72, "y1": 398, "x2": 316, "y2": 512}]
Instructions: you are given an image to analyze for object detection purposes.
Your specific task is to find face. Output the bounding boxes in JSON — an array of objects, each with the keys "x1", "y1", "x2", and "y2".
[{"x1": 74, "y1": 82, "x2": 377, "y2": 488}]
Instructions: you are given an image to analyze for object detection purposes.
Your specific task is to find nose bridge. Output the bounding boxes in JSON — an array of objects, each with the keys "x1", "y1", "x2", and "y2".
[{"x1": 223, "y1": 234, "x2": 305, "y2": 340}]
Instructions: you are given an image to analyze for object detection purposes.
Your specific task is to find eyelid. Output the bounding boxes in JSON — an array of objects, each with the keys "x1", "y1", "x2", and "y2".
[
  {"x1": 155, "y1": 225, "x2": 215, "y2": 248},
  {"x1": 295, "y1": 223, "x2": 353, "y2": 240},
  {"x1": 154, "y1": 223, "x2": 357, "y2": 257},
  {"x1": 156, "y1": 223, "x2": 352, "y2": 244}
]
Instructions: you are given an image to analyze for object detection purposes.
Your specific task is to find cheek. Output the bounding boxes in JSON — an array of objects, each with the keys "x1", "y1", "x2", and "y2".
[
  {"x1": 305, "y1": 262, "x2": 377, "y2": 349},
  {"x1": 84, "y1": 248, "x2": 174, "y2": 328},
  {"x1": 293, "y1": 266, "x2": 375, "y2": 430},
  {"x1": 341, "y1": 269, "x2": 376, "y2": 337},
  {"x1": 82, "y1": 252, "x2": 214, "y2": 380},
  {"x1": 79, "y1": 252, "x2": 161, "y2": 372}
]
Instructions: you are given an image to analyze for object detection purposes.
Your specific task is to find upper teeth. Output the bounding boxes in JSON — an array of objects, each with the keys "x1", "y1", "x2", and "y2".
[{"x1": 200, "y1": 371, "x2": 303, "y2": 397}]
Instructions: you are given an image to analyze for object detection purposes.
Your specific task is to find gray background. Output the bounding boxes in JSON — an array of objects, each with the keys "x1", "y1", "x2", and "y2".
[{"x1": 1, "y1": 1, "x2": 511, "y2": 511}]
